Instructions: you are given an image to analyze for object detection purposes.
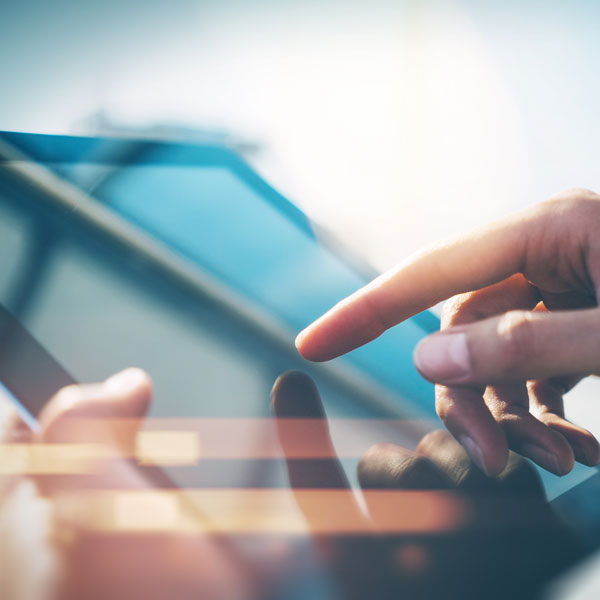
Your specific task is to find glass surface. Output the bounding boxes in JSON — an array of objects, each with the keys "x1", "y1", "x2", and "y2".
[
  {"x1": 2, "y1": 132, "x2": 600, "y2": 599},
  {"x1": 0, "y1": 136, "x2": 439, "y2": 600},
  {"x1": 0, "y1": 196, "x2": 30, "y2": 302},
  {"x1": 0, "y1": 131, "x2": 440, "y2": 414},
  {"x1": 0, "y1": 137, "x2": 431, "y2": 504}
]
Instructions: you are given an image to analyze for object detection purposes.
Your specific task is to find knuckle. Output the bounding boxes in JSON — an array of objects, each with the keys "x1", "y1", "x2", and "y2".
[
  {"x1": 435, "y1": 393, "x2": 457, "y2": 425},
  {"x1": 360, "y1": 442, "x2": 398, "y2": 464},
  {"x1": 561, "y1": 187, "x2": 600, "y2": 202},
  {"x1": 52, "y1": 384, "x2": 84, "y2": 410},
  {"x1": 419, "y1": 429, "x2": 453, "y2": 447},
  {"x1": 395, "y1": 454, "x2": 432, "y2": 480},
  {"x1": 496, "y1": 310, "x2": 536, "y2": 367},
  {"x1": 544, "y1": 187, "x2": 600, "y2": 214},
  {"x1": 357, "y1": 443, "x2": 396, "y2": 487},
  {"x1": 358, "y1": 443, "x2": 432, "y2": 489},
  {"x1": 441, "y1": 293, "x2": 473, "y2": 328}
]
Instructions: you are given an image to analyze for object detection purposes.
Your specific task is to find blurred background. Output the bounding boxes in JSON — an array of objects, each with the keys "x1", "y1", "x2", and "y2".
[{"x1": 1, "y1": 0, "x2": 600, "y2": 428}]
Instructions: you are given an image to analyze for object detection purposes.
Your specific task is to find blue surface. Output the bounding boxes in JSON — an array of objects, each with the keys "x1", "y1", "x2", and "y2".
[
  {"x1": 4, "y1": 131, "x2": 600, "y2": 502},
  {"x1": 0, "y1": 131, "x2": 439, "y2": 415}
]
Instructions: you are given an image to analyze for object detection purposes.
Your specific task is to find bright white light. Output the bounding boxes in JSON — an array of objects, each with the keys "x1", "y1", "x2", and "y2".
[{"x1": 98, "y1": 2, "x2": 530, "y2": 270}]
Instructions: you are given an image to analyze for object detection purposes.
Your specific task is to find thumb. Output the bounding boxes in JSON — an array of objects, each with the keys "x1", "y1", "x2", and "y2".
[
  {"x1": 413, "y1": 308, "x2": 600, "y2": 385},
  {"x1": 34, "y1": 369, "x2": 153, "y2": 495},
  {"x1": 39, "y1": 368, "x2": 152, "y2": 445}
]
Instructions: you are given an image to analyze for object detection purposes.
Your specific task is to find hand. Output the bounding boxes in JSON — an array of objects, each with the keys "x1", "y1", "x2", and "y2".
[
  {"x1": 0, "y1": 369, "x2": 261, "y2": 600},
  {"x1": 296, "y1": 189, "x2": 600, "y2": 475},
  {"x1": 271, "y1": 371, "x2": 584, "y2": 600}
]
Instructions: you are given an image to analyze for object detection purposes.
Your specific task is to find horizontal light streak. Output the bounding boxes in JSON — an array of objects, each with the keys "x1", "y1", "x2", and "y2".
[
  {"x1": 54, "y1": 489, "x2": 466, "y2": 534},
  {"x1": 0, "y1": 418, "x2": 437, "y2": 472},
  {"x1": 135, "y1": 431, "x2": 201, "y2": 466},
  {"x1": 0, "y1": 417, "x2": 431, "y2": 463},
  {"x1": 0, "y1": 443, "x2": 118, "y2": 474}
]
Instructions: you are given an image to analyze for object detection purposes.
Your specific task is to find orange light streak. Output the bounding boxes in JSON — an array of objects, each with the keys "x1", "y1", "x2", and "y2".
[
  {"x1": 23, "y1": 417, "x2": 435, "y2": 462},
  {"x1": 54, "y1": 489, "x2": 466, "y2": 534}
]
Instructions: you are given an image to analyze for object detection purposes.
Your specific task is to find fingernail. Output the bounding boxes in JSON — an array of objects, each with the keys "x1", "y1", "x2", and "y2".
[
  {"x1": 413, "y1": 333, "x2": 471, "y2": 382},
  {"x1": 294, "y1": 330, "x2": 306, "y2": 350},
  {"x1": 520, "y1": 443, "x2": 562, "y2": 475},
  {"x1": 104, "y1": 368, "x2": 147, "y2": 393},
  {"x1": 458, "y1": 434, "x2": 489, "y2": 476}
]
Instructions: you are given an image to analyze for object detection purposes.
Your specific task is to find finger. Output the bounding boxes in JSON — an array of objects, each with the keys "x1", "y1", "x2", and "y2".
[
  {"x1": 417, "y1": 430, "x2": 547, "y2": 504},
  {"x1": 440, "y1": 274, "x2": 540, "y2": 328},
  {"x1": 34, "y1": 371, "x2": 230, "y2": 560},
  {"x1": 435, "y1": 385, "x2": 508, "y2": 476},
  {"x1": 415, "y1": 429, "x2": 496, "y2": 491},
  {"x1": 439, "y1": 282, "x2": 579, "y2": 475},
  {"x1": 432, "y1": 281, "x2": 527, "y2": 475},
  {"x1": 527, "y1": 379, "x2": 600, "y2": 467},
  {"x1": 432, "y1": 279, "x2": 535, "y2": 475},
  {"x1": 271, "y1": 371, "x2": 365, "y2": 530},
  {"x1": 484, "y1": 384, "x2": 575, "y2": 476},
  {"x1": 417, "y1": 430, "x2": 546, "y2": 499},
  {"x1": 271, "y1": 371, "x2": 350, "y2": 489},
  {"x1": 39, "y1": 368, "x2": 152, "y2": 445},
  {"x1": 496, "y1": 451, "x2": 545, "y2": 500},
  {"x1": 296, "y1": 208, "x2": 534, "y2": 361},
  {"x1": 413, "y1": 307, "x2": 600, "y2": 385},
  {"x1": 35, "y1": 369, "x2": 153, "y2": 494},
  {"x1": 357, "y1": 441, "x2": 453, "y2": 490},
  {"x1": 356, "y1": 441, "x2": 454, "y2": 534}
]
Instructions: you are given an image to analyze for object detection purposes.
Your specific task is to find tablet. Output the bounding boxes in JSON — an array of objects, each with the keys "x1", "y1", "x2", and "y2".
[
  {"x1": 1, "y1": 131, "x2": 599, "y2": 594},
  {"x1": 0, "y1": 131, "x2": 447, "y2": 599}
]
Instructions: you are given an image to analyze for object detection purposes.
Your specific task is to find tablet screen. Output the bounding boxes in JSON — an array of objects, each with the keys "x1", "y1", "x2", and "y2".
[
  {"x1": 1, "y1": 132, "x2": 600, "y2": 597},
  {"x1": 0, "y1": 132, "x2": 434, "y2": 507},
  {"x1": 0, "y1": 133, "x2": 436, "y2": 425}
]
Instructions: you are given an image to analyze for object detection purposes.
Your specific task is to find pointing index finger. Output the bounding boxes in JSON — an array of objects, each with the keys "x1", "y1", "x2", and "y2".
[{"x1": 296, "y1": 211, "x2": 530, "y2": 361}]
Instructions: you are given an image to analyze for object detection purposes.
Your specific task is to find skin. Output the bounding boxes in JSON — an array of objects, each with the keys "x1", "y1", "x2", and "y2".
[
  {"x1": 0, "y1": 369, "x2": 261, "y2": 600},
  {"x1": 0, "y1": 369, "x2": 583, "y2": 599},
  {"x1": 271, "y1": 371, "x2": 583, "y2": 600},
  {"x1": 296, "y1": 189, "x2": 600, "y2": 476}
]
